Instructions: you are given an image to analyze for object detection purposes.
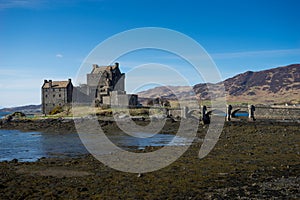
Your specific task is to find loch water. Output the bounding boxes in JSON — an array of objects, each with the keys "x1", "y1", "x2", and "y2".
[{"x1": 0, "y1": 129, "x2": 192, "y2": 162}]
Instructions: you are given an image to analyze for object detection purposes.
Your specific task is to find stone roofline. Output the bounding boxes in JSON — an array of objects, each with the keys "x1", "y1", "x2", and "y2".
[
  {"x1": 91, "y1": 62, "x2": 119, "y2": 72},
  {"x1": 42, "y1": 78, "x2": 72, "y2": 89}
]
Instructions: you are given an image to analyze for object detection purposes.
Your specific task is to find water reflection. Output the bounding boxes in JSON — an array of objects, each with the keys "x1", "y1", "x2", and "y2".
[
  {"x1": 0, "y1": 130, "x2": 192, "y2": 162},
  {"x1": 0, "y1": 130, "x2": 87, "y2": 162},
  {"x1": 0, "y1": 130, "x2": 44, "y2": 162},
  {"x1": 108, "y1": 132, "x2": 192, "y2": 150}
]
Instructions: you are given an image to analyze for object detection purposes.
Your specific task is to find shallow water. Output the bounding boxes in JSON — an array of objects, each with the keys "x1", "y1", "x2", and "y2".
[
  {"x1": 0, "y1": 112, "x2": 11, "y2": 119},
  {"x1": 0, "y1": 130, "x2": 192, "y2": 162},
  {"x1": 0, "y1": 130, "x2": 88, "y2": 162}
]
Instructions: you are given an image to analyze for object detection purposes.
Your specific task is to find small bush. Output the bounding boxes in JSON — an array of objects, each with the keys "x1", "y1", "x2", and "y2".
[
  {"x1": 100, "y1": 104, "x2": 111, "y2": 109},
  {"x1": 49, "y1": 106, "x2": 63, "y2": 115},
  {"x1": 129, "y1": 108, "x2": 149, "y2": 116}
]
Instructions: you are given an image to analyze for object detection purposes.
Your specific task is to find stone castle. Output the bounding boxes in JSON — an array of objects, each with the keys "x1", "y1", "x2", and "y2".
[
  {"x1": 42, "y1": 63, "x2": 138, "y2": 114},
  {"x1": 41, "y1": 79, "x2": 73, "y2": 114}
]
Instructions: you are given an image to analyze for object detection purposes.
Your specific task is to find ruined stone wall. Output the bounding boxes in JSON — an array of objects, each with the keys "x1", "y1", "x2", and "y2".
[
  {"x1": 102, "y1": 96, "x2": 111, "y2": 105},
  {"x1": 168, "y1": 109, "x2": 184, "y2": 118},
  {"x1": 109, "y1": 91, "x2": 138, "y2": 107},
  {"x1": 100, "y1": 91, "x2": 136, "y2": 107},
  {"x1": 229, "y1": 105, "x2": 300, "y2": 120},
  {"x1": 168, "y1": 105, "x2": 300, "y2": 120},
  {"x1": 255, "y1": 106, "x2": 300, "y2": 120}
]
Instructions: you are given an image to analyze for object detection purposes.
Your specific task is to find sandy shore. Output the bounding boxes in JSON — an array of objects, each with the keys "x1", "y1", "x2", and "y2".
[{"x1": 0, "y1": 119, "x2": 299, "y2": 199}]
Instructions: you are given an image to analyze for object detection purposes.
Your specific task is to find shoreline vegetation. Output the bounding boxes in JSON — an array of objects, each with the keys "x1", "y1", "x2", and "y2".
[
  {"x1": 0, "y1": 108, "x2": 299, "y2": 199},
  {"x1": 0, "y1": 119, "x2": 299, "y2": 198}
]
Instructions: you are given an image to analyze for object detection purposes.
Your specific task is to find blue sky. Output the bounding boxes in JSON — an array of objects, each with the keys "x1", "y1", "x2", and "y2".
[{"x1": 0, "y1": 0, "x2": 299, "y2": 107}]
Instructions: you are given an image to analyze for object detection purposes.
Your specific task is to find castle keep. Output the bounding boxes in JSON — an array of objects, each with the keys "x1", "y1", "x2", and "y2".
[
  {"x1": 87, "y1": 63, "x2": 125, "y2": 103},
  {"x1": 41, "y1": 79, "x2": 73, "y2": 114},
  {"x1": 84, "y1": 63, "x2": 138, "y2": 107},
  {"x1": 41, "y1": 63, "x2": 138, "y2": 114}
]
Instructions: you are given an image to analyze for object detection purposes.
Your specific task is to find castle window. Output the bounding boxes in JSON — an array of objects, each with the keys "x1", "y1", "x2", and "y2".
[
  {"x1": 53, "y1": 89, "x2": 55, "y2": 92},
  {"x1": 45, "y1": 95, "x2": 48, "y2": 98},
  {"x1": 45, "y1": 104, "x2": 47, "y2": 106},
  {"x1": 53, "y1": 104, "x2": 55, "y2": 106},
  {"x1": 59, "y1": 94, "x2": 61, "y2": 97},
  {"x1": 59, "y1": 88, "x2": 61, "y2": 92},
  {"x1": 53, "y1": 94, "x2": 55, "y2": 97}
]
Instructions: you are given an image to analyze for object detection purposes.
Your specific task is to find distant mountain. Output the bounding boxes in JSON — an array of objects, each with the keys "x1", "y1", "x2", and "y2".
[
  {"x1": 138, "y1": 64, "x2": 300, "y2": 105},
  {"x1": 0, "y1": 104, "x2": 42, "y2": 113},
  {"x1": 137, "y1": 86, "x2": 194, "y2": 100}
]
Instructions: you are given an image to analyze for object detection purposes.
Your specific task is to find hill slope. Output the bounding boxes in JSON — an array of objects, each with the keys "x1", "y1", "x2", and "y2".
[
  {"x1": 138, "y1": 64, "x2": 300, "y2": 104},
  {"x1": 0, "y1": 104, "x2": 42, "y2": 113}
]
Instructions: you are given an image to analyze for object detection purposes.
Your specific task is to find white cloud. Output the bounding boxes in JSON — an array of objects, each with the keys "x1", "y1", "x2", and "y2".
[
  {"x1": 56, "y1": 54, "x2": 63, "y2": 58},
  {"x1": 0, "y1": 0, "x2": 106, "y2": 10},
  {"x1": 0, "y1": 0, "x2": 41, "y2": 9},
  {"x1": 211, "y1": 48, "x2": 300, "y2": 59}
]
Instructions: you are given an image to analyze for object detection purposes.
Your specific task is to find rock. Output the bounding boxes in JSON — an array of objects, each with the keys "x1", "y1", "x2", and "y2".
[
  {"x1": 10, "y1": 112, "x2": 26, "y2": 118},
  {"x1": 77, "y1": 187, "x2": 88, "y2": 192}
]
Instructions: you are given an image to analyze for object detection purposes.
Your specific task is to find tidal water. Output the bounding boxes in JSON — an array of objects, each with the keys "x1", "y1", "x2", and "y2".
[
  {"x1": 0, "y1": 130, "x2": 87, "y2": 162},
  {"x1": 0, "y1": 112, "x2": 11, "y2": 119},
  {"x1": 0, "y1": 130, "x2": 192, "y2": 162}
]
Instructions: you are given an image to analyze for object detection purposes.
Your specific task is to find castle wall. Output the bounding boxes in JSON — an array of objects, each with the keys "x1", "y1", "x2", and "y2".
[
  {"x1": 255, "y1": 106, "x2": 300, "y2": 120},
  {"x1": 42, "y1": 87, "x2": 69, "y2": 114},
  {"x1": 104, "y1": 91, "x2": 138, "y2": 107},
  {"x1": 72, "y1": 87, "x2": 94, "y2": 105},
  {"x1": 102, "y1": 96, "x2": 111, "y2": 105},
  {"x1": 113, "y1": 74, "x2": 125, "y2": 91},
  {"x1": 42, "y1": 81, "x2": 73, "y2": 114},
  {"x1": 87, "y1": 74, "x2": 101, "y2": 87}
]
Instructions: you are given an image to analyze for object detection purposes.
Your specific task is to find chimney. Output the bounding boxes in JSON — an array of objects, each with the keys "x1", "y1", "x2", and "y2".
[
  {"x1": 49, "y1": 80, "x2": 52, "y2": 88},
  {"x1": 44, "y1": 80, "x2": 48, "y2": 83},
  {"x1": 115, "y1": 62, "x2": 119, "y2": 68},
  {"x1": 93, "y1": 64, "x2": 98, "y2": 69},
  {"x1": 68, "y1": 78, "x2": 71, "y2": 83}
]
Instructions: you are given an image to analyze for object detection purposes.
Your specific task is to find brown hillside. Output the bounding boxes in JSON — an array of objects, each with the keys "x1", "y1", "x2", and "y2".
[{"x1": 138, "y1": 64, "x2": 300, "y2": 105}]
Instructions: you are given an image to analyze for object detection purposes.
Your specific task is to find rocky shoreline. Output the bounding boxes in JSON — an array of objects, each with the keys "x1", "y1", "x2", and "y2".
[
  {"x1": 0, "y1": 118, "x2": 77, "y2": 133},
  {"x1": 1, "y1": 117, "x2": 299, "y2": 133},
  {"x1": 0, "y1": 119, "x2": 299, "y2": 199}
]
